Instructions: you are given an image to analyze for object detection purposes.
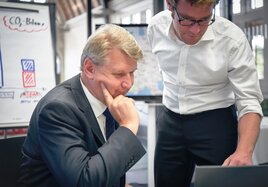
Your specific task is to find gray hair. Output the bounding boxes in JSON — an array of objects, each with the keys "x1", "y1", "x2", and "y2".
[{"x1": 80, "y1": 24, "x2": 143, "y2": 70}]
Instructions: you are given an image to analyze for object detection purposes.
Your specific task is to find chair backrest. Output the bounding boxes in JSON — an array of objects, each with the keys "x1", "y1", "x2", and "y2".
[{"x1": 0, "y1": 136, "x2": 25, "y2": 187}]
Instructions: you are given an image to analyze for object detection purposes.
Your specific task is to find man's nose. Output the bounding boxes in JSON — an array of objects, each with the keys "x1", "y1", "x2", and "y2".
[
  {"x1": 121, "y1": 74, "x2": 133, "y2": 90},
  {"x1": 189, "y1": 23, "x2": 201, "y2": 34}
]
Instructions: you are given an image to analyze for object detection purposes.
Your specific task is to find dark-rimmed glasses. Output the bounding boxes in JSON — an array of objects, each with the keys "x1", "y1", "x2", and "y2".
[{"x1": 173, "y1": 6, "x2": 215, "y2": 26}]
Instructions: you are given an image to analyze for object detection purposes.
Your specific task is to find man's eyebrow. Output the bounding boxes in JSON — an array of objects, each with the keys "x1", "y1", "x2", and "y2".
[{"x1": 180, "y1": 12, "x2": 212, "y2": 20}]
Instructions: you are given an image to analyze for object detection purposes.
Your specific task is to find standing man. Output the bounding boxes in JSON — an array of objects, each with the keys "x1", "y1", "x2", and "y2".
[
  {"x1": 147, "y1": 0, "x2": 263, "y2": 186},
  {"x1": 18, "y1": 24, "x2": 146, "y2": 187}
]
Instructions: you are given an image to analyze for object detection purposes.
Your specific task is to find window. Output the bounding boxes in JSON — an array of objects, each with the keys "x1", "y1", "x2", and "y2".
[
  {"x1": 121, "y1": 16, "x2": 131, "y2": 24},
  {"x1": 244, "y1": 22, "x2": 266, "y2": 80},
  {"x1": 251, "y1": 25, "x2": 264, "y2": 79},
  {"x1": 145, "y1": 9, "x2": 152, "y2": 24},
  {"x1": 132, "y1": 13, "x2": 141, "y2": 24},
  {"x1": 20, "y1": 0, "x2": 46, "y2": 2},
  {"x1": 232, "y1": 0, "x2": 241, "y2": 14},
  {"x1": 252, "y1": 35, "x2": 264, "y2": 79},
  {"x1": 251, "y1": 0, "x2": 263, "y2": 9}
]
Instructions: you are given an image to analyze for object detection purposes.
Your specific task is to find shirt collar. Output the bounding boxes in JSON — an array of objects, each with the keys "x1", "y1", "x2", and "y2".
[
  {"x1": 167, "y1": 20, "x2": 177, "y2": 41},
  {"x1": 200, "y1": 25, "x2": 215, "y2": 41},
  {"x1": 80, "y1": 79, "x2": 107, "y2": 117}
]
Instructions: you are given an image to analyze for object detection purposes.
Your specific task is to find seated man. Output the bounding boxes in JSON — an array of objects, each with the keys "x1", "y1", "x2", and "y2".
[{"x1": 18, "y1": 24, "x2": 146, "y2": 187}]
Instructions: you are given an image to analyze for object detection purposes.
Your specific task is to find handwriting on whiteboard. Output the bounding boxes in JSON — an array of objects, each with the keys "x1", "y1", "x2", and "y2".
[{"x1": 3, "y1": 15, "x2": 48, "y2": 32}]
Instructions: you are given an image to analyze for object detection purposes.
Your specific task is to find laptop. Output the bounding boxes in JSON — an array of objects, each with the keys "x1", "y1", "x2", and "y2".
[{"x1": 194, "y1": 165, "x2": 268, "y2": 187}]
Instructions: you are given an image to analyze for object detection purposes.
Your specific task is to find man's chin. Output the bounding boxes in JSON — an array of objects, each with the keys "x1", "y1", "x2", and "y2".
[
  {"x1": 184, "y1": 39, "x2": 199, "y2": 45},
  {"x1": 183, "y1": 36, "x2": 201, "y2": 45}
]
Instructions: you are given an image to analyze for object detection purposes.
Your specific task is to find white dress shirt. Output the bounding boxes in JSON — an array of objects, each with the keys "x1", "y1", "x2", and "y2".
[
  {"x1": 80, "y1": 79, "x2": 108, "y2": 141},
  {"x1": 147, "y1": 10, "x2": 263, "y2": 119}
]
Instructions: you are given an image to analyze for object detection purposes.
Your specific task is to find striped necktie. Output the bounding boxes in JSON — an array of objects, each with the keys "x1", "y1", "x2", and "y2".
[{"x1": 103, "y1": 108, "x2": 116, "y2": 139}]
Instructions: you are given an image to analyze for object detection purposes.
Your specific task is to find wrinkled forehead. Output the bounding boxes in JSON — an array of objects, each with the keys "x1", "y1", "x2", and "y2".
[{"x1": 173, "y1": 0, "x2": 218, "y2": 6}]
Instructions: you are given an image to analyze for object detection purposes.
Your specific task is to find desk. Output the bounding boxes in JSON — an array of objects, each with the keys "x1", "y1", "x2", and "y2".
[{"x1": 253, "y1": 117, "x2": 268, "y2": 165}]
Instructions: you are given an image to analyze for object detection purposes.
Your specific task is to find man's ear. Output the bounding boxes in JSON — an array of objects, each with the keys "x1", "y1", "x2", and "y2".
[
  {"x1": 83, "y1": 58, "x2": 95, "y2": 79},
  {"x1": 166, "y1": 0, "x2": 173, "y2": 11}
]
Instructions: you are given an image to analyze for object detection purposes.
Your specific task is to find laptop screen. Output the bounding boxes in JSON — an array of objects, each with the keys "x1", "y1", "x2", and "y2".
[{"x1": 194, "y1": 165, "x2": 268, "y2": 187}]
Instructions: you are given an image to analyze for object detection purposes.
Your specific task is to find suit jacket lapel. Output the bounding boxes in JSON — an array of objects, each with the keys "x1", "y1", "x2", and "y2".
[
  {"x1": 69, "y1": 75, "x2": 125, "y2": 187},
  {"x1": 70, "y1": 74, "x2": 105, "y2": 144}
]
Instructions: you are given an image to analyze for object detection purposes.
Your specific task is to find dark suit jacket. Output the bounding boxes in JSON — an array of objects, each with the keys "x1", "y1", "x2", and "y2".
[{"x1": 18, "y1": 74, "x2": 146, "y2": 187}]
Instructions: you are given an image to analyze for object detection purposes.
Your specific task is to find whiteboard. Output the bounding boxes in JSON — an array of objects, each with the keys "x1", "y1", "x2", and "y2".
[{"x1": 0, "y1": 2, "x2": 55, "y2": 127}]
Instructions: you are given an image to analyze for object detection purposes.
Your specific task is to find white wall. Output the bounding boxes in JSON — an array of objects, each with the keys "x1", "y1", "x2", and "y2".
[
  {"x1": 63, "y1": 14, "x2": 87, "y2": 80},
  {"x1": 63, "y1": 14, "x2": 105, "y2": 80}
]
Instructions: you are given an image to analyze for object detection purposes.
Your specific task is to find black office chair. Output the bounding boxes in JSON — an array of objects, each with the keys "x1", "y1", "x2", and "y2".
[{"x1": 0, "y1": 136, "x2": 25, "y2": 187}]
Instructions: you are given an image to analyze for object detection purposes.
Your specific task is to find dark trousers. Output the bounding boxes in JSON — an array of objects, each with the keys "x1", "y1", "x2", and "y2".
[{"x1": 154, "y1": 105, "x2": 238, "y2": 187}]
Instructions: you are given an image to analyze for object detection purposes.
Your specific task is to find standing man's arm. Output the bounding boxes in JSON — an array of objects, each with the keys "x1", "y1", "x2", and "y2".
[
  {"x1": 223, "y1": 33, "x2": 263, "y2": 166},
  {"x1": 223, "y1": 113, "x2": 262, "y2": 166}
]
